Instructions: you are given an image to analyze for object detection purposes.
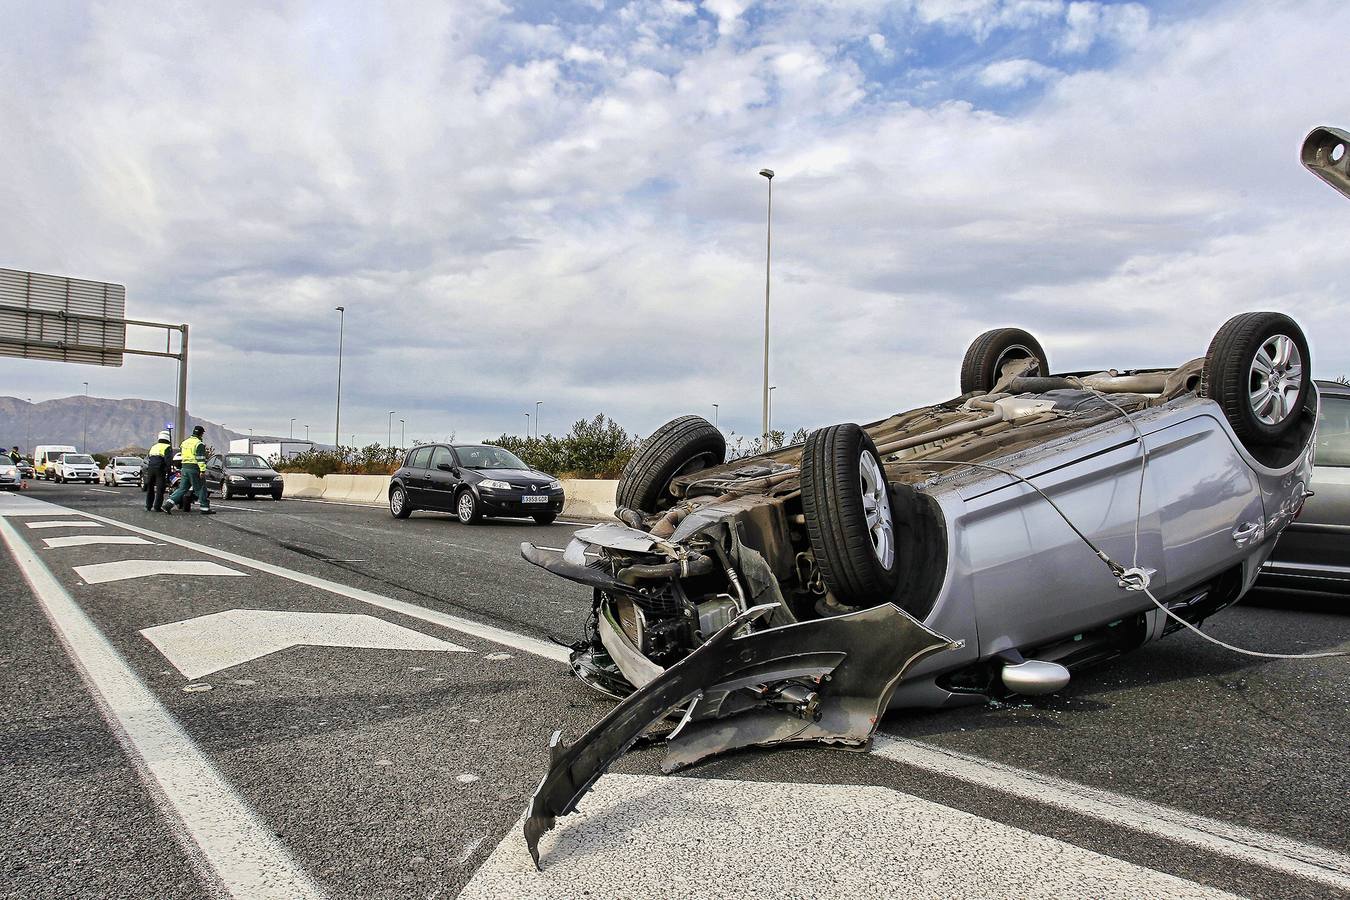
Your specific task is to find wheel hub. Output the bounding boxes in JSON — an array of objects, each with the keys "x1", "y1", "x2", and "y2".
[
  {"x1": 858, "y1": 450, "x2": 895, "y2": 569},
  {"x1": 1249, "y1": 334, "x2": 1303, "y2": 425}
]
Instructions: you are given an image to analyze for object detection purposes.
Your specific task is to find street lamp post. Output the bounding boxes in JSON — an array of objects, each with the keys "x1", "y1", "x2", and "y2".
[
  {"x1": 82, "y1": 382, "x2": 89, "y2": 449},
  {"x1": 26, "y1": 398, "x2": 32, "y2": 457},
  {"x1": 759, "y1": 167, "x2": 774, "y2": 442},
  {"x1": 289, "y1": 417, "x2": 296, "y2": 439},
  {"x1": 399, "y1": 418, "x2": 405, "y2": 447},
  {"x1": 535, "y1": 400, "x2": 542, "y2": 438},
  {"x1": 768, "y1": 385, "x2": 779, "y2": 442},
  {"x1": 304, "y1": 424, "x2": 310, "y2": 441},
  {"x1": 525, "y1": 412, "x2": 531, "y2": 437},
  {"x1": 712, "y1": 403, "x2": 719, "y2": 428},
  {"x1": 388, "y1": 411, "x2": 395, "y2": 448},
  {"x1": 334, "y1": 306, "x2": 345, "y2": 449}
]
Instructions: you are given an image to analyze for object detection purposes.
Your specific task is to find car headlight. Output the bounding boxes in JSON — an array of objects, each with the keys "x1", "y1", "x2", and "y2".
[
  {"x1": 229, "y1": 475, "x2": 246, "y2": 482},
  {"x1": 272, "y1": 475, "x2": 283, "y2": 481},
  {"x1": 547, "y1": 478, "x2": 563, "y2": 490},
  {"x1": 480, "y1": 479, "x2": 511, "y2": 490}
]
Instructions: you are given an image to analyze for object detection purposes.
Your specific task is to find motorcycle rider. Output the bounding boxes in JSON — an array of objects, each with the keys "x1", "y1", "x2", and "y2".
[
  {"x1": 144, "y1": 431, "x2": 171, "y2": 512},
  {"x1": 162, "y1": 425, "x2": 213, "y2": 515}
]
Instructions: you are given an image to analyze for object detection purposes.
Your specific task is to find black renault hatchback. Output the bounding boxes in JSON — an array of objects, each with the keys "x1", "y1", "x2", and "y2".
[{"x1": 389, "y1": 443, "x2": 564, "y2": 524}]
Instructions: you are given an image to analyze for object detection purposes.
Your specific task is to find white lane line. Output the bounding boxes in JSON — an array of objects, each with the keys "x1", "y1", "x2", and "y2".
[
  {"x1": 62, "y1": 503, "x2": 569, "y2": 663},
  {"x1": 89, "y1": 488, "x2": 118, "y2": 494},
  {"x1": 26, "y1": 519, "x2": 103, "y2": 529},
  {"x1": 141, "y1": 609, "x2": 471, "y2": 679},
  {"x1": 872, "y1": 735, "x2": 1350, "y2": 891},
  {"x1": 462, "y1": 774, "x2": 1234, "y2": 899},
  {"x1": 44, "y1": 535, "x2": 155, "y2": 549},
  {"x1": 74, "y1": 560, "x2": 247, "y2": 585},
  {"x1": 0, "y1": 516, "x2": 323, "y2": 899}
]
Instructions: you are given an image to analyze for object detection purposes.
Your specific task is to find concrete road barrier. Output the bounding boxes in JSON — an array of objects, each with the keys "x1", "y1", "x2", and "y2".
[
  {"x1": 562, "y1": 479, "x2": 617, "y2": 520},
  {"x1": 281, "y1": 473, "x2": 617, "y2": 519},
  {"x1": 280, "y1": 474, "x2": 324, "y2": 499}
]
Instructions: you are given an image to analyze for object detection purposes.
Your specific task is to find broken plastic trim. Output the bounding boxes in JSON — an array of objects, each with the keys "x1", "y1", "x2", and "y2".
[{"x1": 523, "y1": 601, "x2": 956, "y2": 868}]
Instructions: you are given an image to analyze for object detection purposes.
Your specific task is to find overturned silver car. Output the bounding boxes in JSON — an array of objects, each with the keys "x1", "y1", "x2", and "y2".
[{"x1": 521, "y1": 312, "x2": 1316, "y2": 863}]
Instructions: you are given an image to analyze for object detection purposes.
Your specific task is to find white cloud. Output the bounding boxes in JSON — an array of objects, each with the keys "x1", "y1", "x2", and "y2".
[
  {"x1": 1, "y1": 0, "x2": 1348, "y2": 445},
  {"x1": 977, "y1": 57, "x2": 1061, "y2": 88},
  {"x1": 1057, "y1": 1, "x2": 1149, "y2": 54}
]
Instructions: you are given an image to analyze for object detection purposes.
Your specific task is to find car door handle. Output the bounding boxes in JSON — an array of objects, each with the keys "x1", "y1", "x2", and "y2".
[{"x1": 1232, "y1": 521, "x2": 1265, "y2": 546}]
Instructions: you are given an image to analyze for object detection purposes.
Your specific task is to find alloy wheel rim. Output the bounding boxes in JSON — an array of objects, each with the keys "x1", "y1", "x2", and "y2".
[
  {"x1": 459, "y1": 494, "x2": 473, "y2": 520},
  {"x1": 391, "y1": 489, "x2": 403, "y2": 514},
  {"x1": 1249, "y1": 334, "x2": 1303, "y2": 425},
  {"x1": 858, "y1": 450, "x2": 895, "y2": 569}
]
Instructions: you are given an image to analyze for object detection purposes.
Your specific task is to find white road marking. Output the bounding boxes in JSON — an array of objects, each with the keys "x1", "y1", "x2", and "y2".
[
  {"x1": 89, "y1": 488, "x2": 118, "y2": 494},
  {"x1": 74, "y1": 559, "x2": 247, "y2": 585},
  {"x1": 141, "y1": 609, "x2": 471, "y2": 679},
  {"x1": 26, "y1": 519, "x2": 103, "y2": 529},
  {"x1": 872, "y1": 735, "x2": 1350, "y2": 891},
  {"x1": 43, "y1": 535, "x2": 155, "y2": 549},
  {"x1": 462, "y1": 774, "x2": 1234, "y2": 899},
  {"x1": 64, "y1": 503, "x2": 569, "y2": 662},
  {"x1": 0, "y1": 515, "x2": 323, "y2": 899}
]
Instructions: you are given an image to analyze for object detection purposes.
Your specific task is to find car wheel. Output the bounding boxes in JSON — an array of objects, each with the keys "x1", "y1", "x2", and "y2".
[
  {"x1": 270, "y1": 491, "x2": 282, "y2": 501},
  {"x1": 800, "y1": 423, "x2": 902, "y2": 607},
  {"x1": 959, "y1": 327, "x2": 1050, "y2": 395},
  {"x1": 532, "y1": 512, "x2": 558, "y2": 525},
  {"x1": 1204, "y1": 312, "x2": 1312, "y2": 447},
  {"x1": 456, "y1": 489, "x2": 481, "y2": 524},
  {"x1": 389, "y1": 485, "x2": 413, "y2": 519},
  {"x1": 616, "y1": 415, "x2": 726, "y2": 514},
  {"x1": 222, "y1": 482, "x2": 233, "y2": 500}
]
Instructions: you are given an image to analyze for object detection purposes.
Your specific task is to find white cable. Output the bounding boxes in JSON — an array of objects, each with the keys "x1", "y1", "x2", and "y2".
[{"x1": 891, "y1": 389, "x2": 1350, "y2": 661}]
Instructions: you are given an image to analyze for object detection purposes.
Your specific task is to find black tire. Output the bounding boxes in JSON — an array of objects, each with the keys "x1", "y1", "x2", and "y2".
[
  {"x1": 800, "y1": 423, "x2": 901, "y2": 606},
  {"x1": 270, "y1": 491, "x2": 282, "y2": 501},
  {"x1": 222, "y1": 482, "x2": 234, "y2": 501},
  {"x1": 617, "y1": 415, "x2": 726, "y2": 513},
  {"x1": 1203, "y1": 312, "x2": 1312, "y2": 446},
  {"x1": 960, "y1": 328, "x2": 1049, "y2": 394},
  {"x1": 455, "y1": 488, "x2": 481, "y2": 524},
  {"x1": 389, "y1": 484, "x2": 412, "y2": 519},
  {"x1": 532, "y1": 512, "x2": 557, "y2": 525}
]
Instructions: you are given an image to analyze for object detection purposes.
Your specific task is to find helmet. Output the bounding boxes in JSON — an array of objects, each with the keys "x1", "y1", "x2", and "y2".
[
  {"x1": 191, "y1": 425, "x2": 205, "y2": 436},
  {"x1": 157, "y1": 431, "x2": 171, "y2": 442}
]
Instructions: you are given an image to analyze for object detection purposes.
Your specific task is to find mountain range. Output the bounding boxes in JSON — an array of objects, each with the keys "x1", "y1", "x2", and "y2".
[{"x1": 0, "y1": 395, "x2": 272, "y2": 455}]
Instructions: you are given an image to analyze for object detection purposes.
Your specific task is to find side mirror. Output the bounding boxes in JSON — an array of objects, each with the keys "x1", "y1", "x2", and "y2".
[{"x1": 437, "y1": 462, "x2": 455, "y2": 472}]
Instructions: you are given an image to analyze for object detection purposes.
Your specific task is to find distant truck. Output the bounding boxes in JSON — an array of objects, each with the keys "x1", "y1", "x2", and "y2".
[
  {"x1": 34, "y1": 444, "x2": 78, "y2": 480},
  {"x1": 227, "y1": 439, "x2": 314, "y2": 462}
]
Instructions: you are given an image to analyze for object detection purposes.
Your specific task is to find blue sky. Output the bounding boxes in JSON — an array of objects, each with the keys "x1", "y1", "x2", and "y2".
[{"x1": 1, "y1": 0, "x2": 1347, "y2": 445}]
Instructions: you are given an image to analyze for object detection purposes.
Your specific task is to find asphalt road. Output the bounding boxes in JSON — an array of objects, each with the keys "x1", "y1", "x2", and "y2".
[{"x1": 2, "y1": 480, "x2": 1347, "y2": 899}]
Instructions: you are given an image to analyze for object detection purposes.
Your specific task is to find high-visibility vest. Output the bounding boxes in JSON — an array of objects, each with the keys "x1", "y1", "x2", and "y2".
[
  {"x1": 148, "y1": 442, "x2": 168, "y2": 458},
  {"x1": 180, "y1": 436, "x2": 206, "y2": 468}
]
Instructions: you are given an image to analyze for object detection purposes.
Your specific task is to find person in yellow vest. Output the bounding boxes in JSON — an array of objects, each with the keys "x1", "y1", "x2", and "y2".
[
  {"x1": 162, "y1": 425, "x2": 213, "y2": 515},
  {"x1": 144, "y1": 430, "x2": 172, "y2": 512}
]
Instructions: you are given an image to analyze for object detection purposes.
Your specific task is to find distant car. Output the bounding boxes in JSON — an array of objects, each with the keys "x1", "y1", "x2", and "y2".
[
  {"x1": 0, "y1": 459, "x2": 18, "y2": 490},
  {"x1": 1258, "y1": 379, "x2": 1350, "y2": 596},
  {"x1": 16, "y1": 460, "x2": 34, "y2": 480},
  {"x1": 52, "y1": 453, "x2": 100, "y2": 484},
  {"x1": 389, "y1": 443, "x2": 564, "y2": 524},
  {"x1": 204, "y1": 452, "x2": 284, "y2": 500},
  {"x1": 101, "y1": 456, "x2": 144, "y2": 486}
]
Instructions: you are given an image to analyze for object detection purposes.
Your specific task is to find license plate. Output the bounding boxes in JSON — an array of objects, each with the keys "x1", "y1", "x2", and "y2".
[{"x1": 521, "y1": 494, "x2": 548, "y2": 504}]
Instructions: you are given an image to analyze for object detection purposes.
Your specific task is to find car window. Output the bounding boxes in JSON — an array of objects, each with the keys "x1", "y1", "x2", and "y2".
[
  {"x1": 1315, "y1": 395, "x2": 1350, "y2": 467},
  {"x1": 63, "y1": 454, "x2": 94, "y2": 465},
  {"x1": 407, "y1": 447, "x2": 431, "y2": 470},
  {"x1": 430, "y1": 446, "x2": 456, "y2": 469}
]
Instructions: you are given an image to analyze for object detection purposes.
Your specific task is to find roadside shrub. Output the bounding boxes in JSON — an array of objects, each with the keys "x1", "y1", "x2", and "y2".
[
  {"x1": 273, "y1": 443, "x2": 406, "y2": 476},
  {"x1": 486, "y1": 414, "x2": 635, "y2": 479}
]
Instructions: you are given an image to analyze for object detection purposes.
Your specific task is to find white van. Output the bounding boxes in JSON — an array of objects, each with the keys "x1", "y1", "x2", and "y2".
[{"x1": 34, "y1": 445, "x2": 78, "y2": 480}]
